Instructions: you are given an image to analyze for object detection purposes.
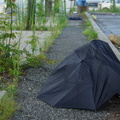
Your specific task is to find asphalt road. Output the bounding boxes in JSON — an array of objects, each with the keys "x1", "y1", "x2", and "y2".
[{"x1": 94, "y1": 14, "x2": 120, "y2": 36}]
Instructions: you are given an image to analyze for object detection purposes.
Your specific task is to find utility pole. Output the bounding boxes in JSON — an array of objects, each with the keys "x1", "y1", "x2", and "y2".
[{"x1": 45, "y1": 0, "x2": 52, "y2": 16}]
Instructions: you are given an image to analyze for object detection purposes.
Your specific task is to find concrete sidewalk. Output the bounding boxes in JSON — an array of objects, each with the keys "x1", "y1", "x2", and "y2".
[{"x1": 13, "y1": 31, "x2": 52, "y2": 56}]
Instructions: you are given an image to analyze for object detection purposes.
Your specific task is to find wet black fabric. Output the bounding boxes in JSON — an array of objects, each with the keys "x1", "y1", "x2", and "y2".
[
  {"x1": 68, "y1": 17, "x2": 82, "y2": 20},
  {"x1": 37, "y1": 40, "x2": 120, "y2": 110}
]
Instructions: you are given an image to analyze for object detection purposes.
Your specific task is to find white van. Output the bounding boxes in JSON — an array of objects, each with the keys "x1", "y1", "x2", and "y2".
[
  {"x1": 98, "y1": 0, "x2": 120, "y2": 10},
  {"x1": 86, "y1": 0, "x2": 101, "y2": 7},
  {"x1": 85, "y1": 0, "x2": 101, "y2": 10}
]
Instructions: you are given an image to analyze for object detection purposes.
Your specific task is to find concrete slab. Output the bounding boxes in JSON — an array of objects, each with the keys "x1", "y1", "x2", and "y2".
[
  {"x1": 13, "y1": 31, "x2": 52, "y2": 50},
  {"x1": 85, "y1": 12, "x2": 120, "y2": 61},
  {"x1": 0, "y1": 90, "x2": 6, "y2": 99},
  {"x1": 9, "y1": 31, "x2": 52, "y2": 61}
]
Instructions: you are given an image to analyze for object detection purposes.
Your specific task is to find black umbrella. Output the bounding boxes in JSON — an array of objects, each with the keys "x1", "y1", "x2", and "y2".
[
  {"x1": 37, "y1": 40, "x2": 120, "y2": 110},
  {"x1": 68, "y1": 17, "x2": 82, "y2": 20}
]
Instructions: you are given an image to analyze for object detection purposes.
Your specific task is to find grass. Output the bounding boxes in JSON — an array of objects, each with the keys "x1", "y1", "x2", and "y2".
[
  {"x1": 0, "y1": 14, "x2": 67, "y2": 120},
  {"x1": 42, "y1": 17, "x2": 67, "y2": 52},
  {"x1": 0, "y1": 95, "x2": 16, "y2": 120},
  {"x1": 0, "y1": 1, "x2": 67, "y2": 120},
  {"x1": 0, "y1": 85, "x2": 17, "y2": 120},
  {"x1": 83, "y1": 27, "x2": 98, "y2": 40},
  {"x1": 90, "y1": 5, "x2": 120, "y2": 13},
  {"x1": 82, "y1": 14, "x2": 98, "y2": 41},
  {"x1": 0, "y1": 26, "x2": 62, "y2": 119}
]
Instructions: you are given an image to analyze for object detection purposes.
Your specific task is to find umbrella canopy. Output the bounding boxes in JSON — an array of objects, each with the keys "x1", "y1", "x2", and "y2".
[{"x1": 37, "y1": 40, "x2": 120, "y2": 110}]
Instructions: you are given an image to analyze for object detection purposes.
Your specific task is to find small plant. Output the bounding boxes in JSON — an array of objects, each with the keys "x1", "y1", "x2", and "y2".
[
  {"x1": 22, "y1": 54, "x2": 56, "y2": 70},
  {"x1": 83, "y1": 28, "x2": 98, "y2": 40},
  {"x1": 0, "y1": 92, "x2": 17, "y2": 120},
  {"x1": 6, "y1": 84, "x2": 17, "y2": 96},
  {"x1": 25, "y1": 54, "x2": 47, "y2": 68},
  {"x1": 0, "y1": 0, "x2": 67, "y2": 119},
  {"x1": 85, "y1": 20, "x2": 92, "y2": 26},
  {"x1": 110, "y1": 5, "x2": 120, "y2": 12},
  {"x1": 27, "y1": 28, "x2": 40, "y2": 55},
  {"x1": 0, "y1": 16, "x2": 22, "y2": 82},
  {"x1": 82, "y1": 17, "x2": 98, "y2": 40}
]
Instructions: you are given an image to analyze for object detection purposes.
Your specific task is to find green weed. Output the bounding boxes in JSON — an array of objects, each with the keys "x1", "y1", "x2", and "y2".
[
  {"x1": 82, "y1": 17, "x2": 98, "y2": 40},
  {"x1": 0, "y1": 94, "x2": 17, "y2": 120},
  {"x1": 0, "y1": 0, "x2": 67, "y2": 119},
  {"x1": 83, "y1": 28, "x2": 98, "y2": 40}
]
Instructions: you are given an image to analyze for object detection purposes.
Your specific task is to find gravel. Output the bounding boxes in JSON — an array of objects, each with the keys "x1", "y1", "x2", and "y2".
[{"x1": 10, "y1": 15, "x2": 120, "y2": 120}]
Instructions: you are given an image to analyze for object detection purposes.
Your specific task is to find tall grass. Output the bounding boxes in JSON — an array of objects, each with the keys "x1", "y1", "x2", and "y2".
[
  {"x1": 110, "y1": 5, "x2": 120, "y2": 12},
  {"x1": 12, "y1": 0, "x2": 27, "y2": 30},
  {"x1": 0, "y1": 0, "x2": 67, "y2": 119},
  {"x1": 90, "y1": 4, "x2": 120, "y2": 13},
  {"x1": 13, "y1": 0, "x2": 67, "y2": 31},
  {"x1": 0, "y1": 94, "x2": 17, "y2": 120},
  {"x1": 0, "y1": 0, "x2": 67, "y2": 76}
]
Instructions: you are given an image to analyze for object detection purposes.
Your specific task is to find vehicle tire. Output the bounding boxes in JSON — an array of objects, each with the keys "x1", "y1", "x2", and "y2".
[{"x1": 102, "y1": 7, "x2": 110, "y2": 11}]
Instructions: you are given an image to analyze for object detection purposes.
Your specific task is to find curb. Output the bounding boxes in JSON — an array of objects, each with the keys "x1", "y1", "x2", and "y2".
[
  {"x1": 85, "y1": 12, "x2": 120, "y2": 61},
  {"x1": 89, "y1": 12, "x2": 120, "y2": 15}
]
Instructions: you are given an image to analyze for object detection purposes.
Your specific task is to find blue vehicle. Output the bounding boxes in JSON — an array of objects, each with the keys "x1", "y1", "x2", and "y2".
[{"x1": 78, "y1": 0, "x2": 87, "y2": 6}]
